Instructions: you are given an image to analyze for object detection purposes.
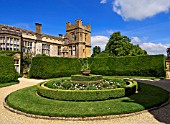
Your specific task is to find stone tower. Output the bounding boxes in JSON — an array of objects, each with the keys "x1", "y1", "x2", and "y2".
[{"x1": 65, "y1": 19, "x2": 91, "y2": 58}]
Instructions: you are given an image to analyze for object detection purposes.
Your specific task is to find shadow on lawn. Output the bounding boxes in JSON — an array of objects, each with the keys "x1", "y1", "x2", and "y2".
[{"x1": 123, "y1": 80, "x2": 170, "y2": 124}]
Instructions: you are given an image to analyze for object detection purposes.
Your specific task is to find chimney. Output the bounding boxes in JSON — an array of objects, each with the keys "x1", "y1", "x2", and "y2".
[
  {"x1": 35, "y1": 23, "x2": 42, "y2": 34},
  {"x1": 59, "y1": 34, "x2": 63, "y2": 38}
]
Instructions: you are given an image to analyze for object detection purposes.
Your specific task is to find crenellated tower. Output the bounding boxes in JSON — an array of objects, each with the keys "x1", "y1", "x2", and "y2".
[{"x1": 65, "y1": 19, "x2": 91, "y2": 58}]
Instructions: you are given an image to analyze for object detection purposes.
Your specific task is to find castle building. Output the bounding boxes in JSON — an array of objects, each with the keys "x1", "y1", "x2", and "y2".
[{"x1": 0, "y1": 19, "x2": 91, "y2": 73}]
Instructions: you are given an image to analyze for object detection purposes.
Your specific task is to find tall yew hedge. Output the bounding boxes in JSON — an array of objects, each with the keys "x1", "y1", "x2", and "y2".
[
  {"x1": 89, "y1": 55, "x2": 165, "y2": 77},
  {"x1": 0, "y1": 56, "x2": 19, "y2": 83},
  {"x1": 29, "y1": 55, "x2": 166, "y2": 79},
  {"x1": 29, "y1": 57, "x2": 81, "y2": 79}
]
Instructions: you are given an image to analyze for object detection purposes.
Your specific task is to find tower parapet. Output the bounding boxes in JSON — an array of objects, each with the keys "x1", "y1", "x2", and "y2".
[{"x1": 66, "y1": 19, "x2": 91, "y2": 33}]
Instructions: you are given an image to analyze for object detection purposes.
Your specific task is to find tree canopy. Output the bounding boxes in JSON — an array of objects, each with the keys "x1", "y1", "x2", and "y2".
[
  {"x1": 104, "y1": 32, "x2": 147, "y2": 56},
  {"x1": 91, "y1": 46, "x2": 101, "y2": 57}
]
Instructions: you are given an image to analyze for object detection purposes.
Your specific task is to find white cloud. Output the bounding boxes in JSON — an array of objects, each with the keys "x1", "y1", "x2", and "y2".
[
  {"x1": 131, "y1": 36, "x2": 170, "y2": 55},
  {"x1": 91, "y1": 36, "x2": 109, "y2": 51},
  {"x1": 100, "y1": 0, "x2": 107, "y2": 4},
  {"x1": 113, "y1": 0, "x2": 170, "y2": 20},
  {"x1": 131, "y1": 37, "x2": 142, "y2": 43},
  {"x1": 140, "y1": 42, "x2": 170, "y2": 55}
]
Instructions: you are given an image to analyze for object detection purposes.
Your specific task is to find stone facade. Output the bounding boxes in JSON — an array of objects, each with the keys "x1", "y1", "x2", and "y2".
[
  {"x1": 0, "y1": 19, "x2": 91, "y2": 73},
  {"x1": 166, "y1": 58, "x2": 170, "y2": 79}
]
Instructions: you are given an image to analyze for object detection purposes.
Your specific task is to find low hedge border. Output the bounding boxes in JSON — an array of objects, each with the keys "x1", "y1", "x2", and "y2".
[
  {"x1": 37, "y1": 80, "x2": 138, "y2": 101},
  {"x1": 71, "y1": 75, "x2": 103, "y2": 81}
]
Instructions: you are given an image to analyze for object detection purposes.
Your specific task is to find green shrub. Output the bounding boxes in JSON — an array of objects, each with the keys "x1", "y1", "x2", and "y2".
[{"x1": 0, "y1": 56, "x2": 19, "y2": 83}]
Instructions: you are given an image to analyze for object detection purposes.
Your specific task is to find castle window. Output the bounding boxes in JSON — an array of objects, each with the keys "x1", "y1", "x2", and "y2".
[
  {"x1": 28, "y1": 42, "x2": 32, "y2": 53},
  {"x1": 72, "y1": 45, "x2": 76, "y2": 56},
  {"x1": 42, "y1": 44, "x2": 50, "y2": 56},
  {"x1": 72, "y1": 33, "x2": 76, "y2": 41},
  {"x1": 22, "y1": 41, "x2": 26, "y2": 52},
  {"x1": 22, "y1": 41, "x2": 32, "y2": 53},
  {"x1": 14, "y1": 38, "x2": 19, "y2": 51},
  {"x1": 69, "y1": 46, "x2": 72, "y2": 55},
  {"x1": 10, "y1": 38, "x2": 13, "y2": 50},
  {"x1": 58, "y1": 46, "x2": 61, "y2": 56},
  {"x1": 0, "y1": 37, "x2": 5, "y2": 50}
]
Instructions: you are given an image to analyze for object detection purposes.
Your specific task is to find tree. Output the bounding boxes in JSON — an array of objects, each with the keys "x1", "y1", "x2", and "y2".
[
  {"x1": 105, "y1": 32, "x2": 147, "y2": 56},
  {"x1": 91, "y1": 46, "x2": 101, "y2": 57}
]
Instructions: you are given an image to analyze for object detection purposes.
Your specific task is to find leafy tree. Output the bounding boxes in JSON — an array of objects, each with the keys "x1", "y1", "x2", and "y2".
[
  {"x1": 91, "y1": 46, "x2": 101, "y2": 57},
  {"x1": 105, "y1": 32, "x2": 147, "y2": 56}
]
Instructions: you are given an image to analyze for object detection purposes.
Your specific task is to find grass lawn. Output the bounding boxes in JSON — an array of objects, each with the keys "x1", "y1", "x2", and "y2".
[
  {"x1": 0, "y1": 82, "x2": 19, "y2": 88},
  {"x1": 6, "y1": 82, "x2": 169, "y2": 117}
]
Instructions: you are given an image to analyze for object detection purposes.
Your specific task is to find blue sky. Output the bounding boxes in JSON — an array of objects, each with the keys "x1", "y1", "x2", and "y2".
[{"x1": 1, "y1": 0, "x2": 170, "y2": 55}]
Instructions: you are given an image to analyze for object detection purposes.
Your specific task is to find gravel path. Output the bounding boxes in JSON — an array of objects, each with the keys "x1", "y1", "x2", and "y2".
[{"x1": 0, "y1": 78, "x2": 170, "y2": 124}]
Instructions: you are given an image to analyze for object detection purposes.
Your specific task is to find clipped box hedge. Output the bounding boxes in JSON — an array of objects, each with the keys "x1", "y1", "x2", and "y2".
[
  {"x1": 29, "y1": 55, "x2": 165, "y2": 79},
  {"x1": 37, "y1": 80, "x2": 138, "y2": 101},
  {"x1": 0, "y1": 56, "x2": 18, "y2": 83}
]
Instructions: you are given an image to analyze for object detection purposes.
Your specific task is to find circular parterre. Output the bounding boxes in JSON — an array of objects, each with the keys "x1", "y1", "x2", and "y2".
[{"x1": 37, "y1": 75, "x2": 138, "y2": 101}]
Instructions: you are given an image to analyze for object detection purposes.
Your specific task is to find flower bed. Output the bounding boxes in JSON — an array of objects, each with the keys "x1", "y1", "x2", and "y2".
[{"x1": 37, "y1": 79, "x2": 138, "y2": 101}]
